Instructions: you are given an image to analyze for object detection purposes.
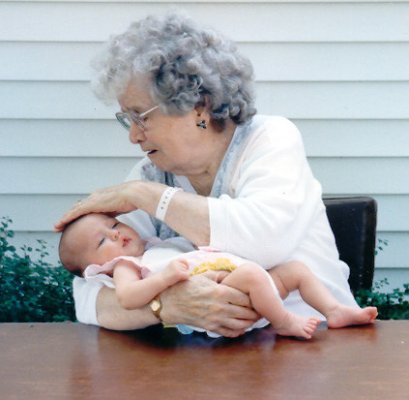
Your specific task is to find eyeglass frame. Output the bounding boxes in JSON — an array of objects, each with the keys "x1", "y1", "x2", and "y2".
[{"x1": 115, "y1": 105, "x2": 159, "y2": 131}]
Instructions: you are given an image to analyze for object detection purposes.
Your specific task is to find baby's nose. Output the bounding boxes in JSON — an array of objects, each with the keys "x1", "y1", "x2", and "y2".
[{"x1": 110, "y1": 230, "x2": 120, "y2": 241}]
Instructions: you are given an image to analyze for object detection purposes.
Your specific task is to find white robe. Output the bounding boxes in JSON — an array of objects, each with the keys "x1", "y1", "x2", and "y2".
[{"x1": 73, "y1": 115, "x2": 358, "y2": 326}]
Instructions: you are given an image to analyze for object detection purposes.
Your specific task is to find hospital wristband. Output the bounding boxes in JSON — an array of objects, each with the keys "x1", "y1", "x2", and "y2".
[{"x1": 155, "y1": 186, "x2": 182, "y2": 221}]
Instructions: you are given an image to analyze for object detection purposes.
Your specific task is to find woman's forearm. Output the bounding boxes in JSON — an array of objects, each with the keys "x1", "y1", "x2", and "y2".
[
  {"x1": 163, "y1": 190, "x2": 210, "y2": 246},
  {"x1": 96, "y1": 286, "x2": 159, "y2": 330},
  {"x1": 130, "y1": 181, "x2": 210, "y2": 246},
  {"x1": 96, "y1": 275, "x2": 258, "y2": 336}
]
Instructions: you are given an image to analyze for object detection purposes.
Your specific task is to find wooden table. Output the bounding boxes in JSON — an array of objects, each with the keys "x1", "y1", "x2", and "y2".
[{"x1": 0, "y1": 321, "x2": 408, "y2": 399}]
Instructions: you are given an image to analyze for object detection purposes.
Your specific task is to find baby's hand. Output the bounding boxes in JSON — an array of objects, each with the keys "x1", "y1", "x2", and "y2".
[{"x1": 163, "y1": 259, "x2": 190, "y2": 286}]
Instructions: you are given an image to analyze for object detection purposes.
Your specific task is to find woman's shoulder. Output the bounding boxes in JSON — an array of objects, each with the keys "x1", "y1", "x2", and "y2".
[
  {"x1": 244, "y1": 115, "x2": 303, "y2": 151},
  {"x1": 249, "y1": 115, "x2": 300, "y2": 138}
]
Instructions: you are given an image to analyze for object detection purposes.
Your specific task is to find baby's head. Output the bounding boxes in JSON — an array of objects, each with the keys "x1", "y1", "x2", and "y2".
[{"x1": 59, "y1": 213, "x2": 146, "y2": 277}]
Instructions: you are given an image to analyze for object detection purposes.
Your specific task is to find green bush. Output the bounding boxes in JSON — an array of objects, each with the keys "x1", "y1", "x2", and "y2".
[
  {"x1": 354, "y1": 238, "x2": 409, "y2": 319},
  {"x1": 355, "y1": 279, "x2": 409, "y2": 320},
  {"x1": 0, "y1": 217, "x2": 76, "y2": 322}
]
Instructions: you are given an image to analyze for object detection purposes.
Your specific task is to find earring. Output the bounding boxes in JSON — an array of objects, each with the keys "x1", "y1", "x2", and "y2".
[{"x1": 196, "y1": 120, "x2": 207, "y2": 129}]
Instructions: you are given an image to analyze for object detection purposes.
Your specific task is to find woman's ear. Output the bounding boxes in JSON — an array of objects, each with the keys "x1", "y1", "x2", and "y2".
[{"x1": 194, "y1": 96, "x2": 209, "y2": 117}]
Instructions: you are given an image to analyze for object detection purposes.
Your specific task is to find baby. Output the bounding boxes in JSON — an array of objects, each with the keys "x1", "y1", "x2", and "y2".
[{"x1": 59, "y1": 213, "x2": 378, "y2": 339}]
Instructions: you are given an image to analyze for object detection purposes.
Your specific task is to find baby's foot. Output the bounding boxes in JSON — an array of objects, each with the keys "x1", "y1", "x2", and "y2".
[
  {"x1": 274, "y1": 313, "x2": 321, "y2": 339},
  {"x1": 326, "y1": 305, "x2": 378, "y2": 329}
]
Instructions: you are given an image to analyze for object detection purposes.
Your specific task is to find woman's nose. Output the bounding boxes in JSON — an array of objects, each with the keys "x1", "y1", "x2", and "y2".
[{"x1": 128, "y1": 123, "x2": 146, "y2": 144}]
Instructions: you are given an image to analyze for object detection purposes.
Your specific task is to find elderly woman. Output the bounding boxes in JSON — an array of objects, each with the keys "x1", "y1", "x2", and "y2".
[{"x1": 55, "y1": 12, "x2": 359, "y2": 337}]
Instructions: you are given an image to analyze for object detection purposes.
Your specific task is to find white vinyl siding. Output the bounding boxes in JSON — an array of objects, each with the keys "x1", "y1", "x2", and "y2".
[{"x1": 1, "y1": 0, "x2": 408, "y2": 288}]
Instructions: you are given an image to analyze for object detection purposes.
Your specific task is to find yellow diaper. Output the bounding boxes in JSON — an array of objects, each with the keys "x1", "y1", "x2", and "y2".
[{"x1": 190, "y1": 257, "x2": 238, "y2": 276}]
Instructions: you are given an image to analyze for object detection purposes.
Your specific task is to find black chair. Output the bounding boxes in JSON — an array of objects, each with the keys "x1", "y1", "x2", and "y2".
[{"x1": 323, "y1": 196, "x2": 377, "y2": 294}]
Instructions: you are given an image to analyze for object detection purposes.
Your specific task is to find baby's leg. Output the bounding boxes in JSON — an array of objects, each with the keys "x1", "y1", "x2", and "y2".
[
  {"x1": 221, "y1": 263, "x2": 320, "y2": 339},
  {"x1": 271, "y1": 262, "x2": 378, "y2": 328}
]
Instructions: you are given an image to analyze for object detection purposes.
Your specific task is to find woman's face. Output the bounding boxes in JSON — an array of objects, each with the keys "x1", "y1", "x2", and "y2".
[{"x1": 117, "y1": 75, "x2": 216, "y2": 177}]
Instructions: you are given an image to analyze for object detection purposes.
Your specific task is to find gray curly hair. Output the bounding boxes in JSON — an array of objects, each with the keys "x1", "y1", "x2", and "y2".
[{"x1": 92, "y1": 11, "x2": 256, "y2": 125}]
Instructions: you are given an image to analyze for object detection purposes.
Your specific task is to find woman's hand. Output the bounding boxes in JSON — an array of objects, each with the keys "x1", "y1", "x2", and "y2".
[
  {"x1": 54, "y1": 181, "x2": 142, "y2": 231},
  {"x1": 159, "y1": 274, "x2": 259, "y2": 337}
]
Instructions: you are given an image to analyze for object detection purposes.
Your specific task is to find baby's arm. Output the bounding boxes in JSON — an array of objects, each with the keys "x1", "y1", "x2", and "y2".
[{"x1": 113, "y1": 259, "x2": 190, "y2": 310}]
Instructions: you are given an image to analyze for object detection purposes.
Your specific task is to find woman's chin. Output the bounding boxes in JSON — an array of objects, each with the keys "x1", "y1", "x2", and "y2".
[
  {"x1": 147, "y1": 155, "x2": 171, "y2": 172},
  {"x1": 147, "y1": 150, "x2": 164, "y2": 167}
]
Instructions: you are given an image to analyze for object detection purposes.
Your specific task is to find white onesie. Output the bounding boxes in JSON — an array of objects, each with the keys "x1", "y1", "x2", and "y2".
[{"x1": 83, "y1": 240, "x2": 278, "y2": 337}]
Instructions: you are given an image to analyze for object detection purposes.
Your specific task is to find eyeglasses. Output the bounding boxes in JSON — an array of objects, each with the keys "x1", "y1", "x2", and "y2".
[{"x1": 115, "y1": 105, "x2": 159, "y2": 131}]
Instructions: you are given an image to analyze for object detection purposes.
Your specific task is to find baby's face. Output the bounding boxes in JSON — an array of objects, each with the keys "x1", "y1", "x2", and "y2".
[{"x1": 68, "y1": 214, "x2": 146, "y2": 268}]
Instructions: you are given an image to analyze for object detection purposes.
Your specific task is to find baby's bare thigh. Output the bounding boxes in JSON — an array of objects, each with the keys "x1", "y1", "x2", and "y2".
[{"x1": 220, "y1": 262, "x2": 272, "y2": 294}]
